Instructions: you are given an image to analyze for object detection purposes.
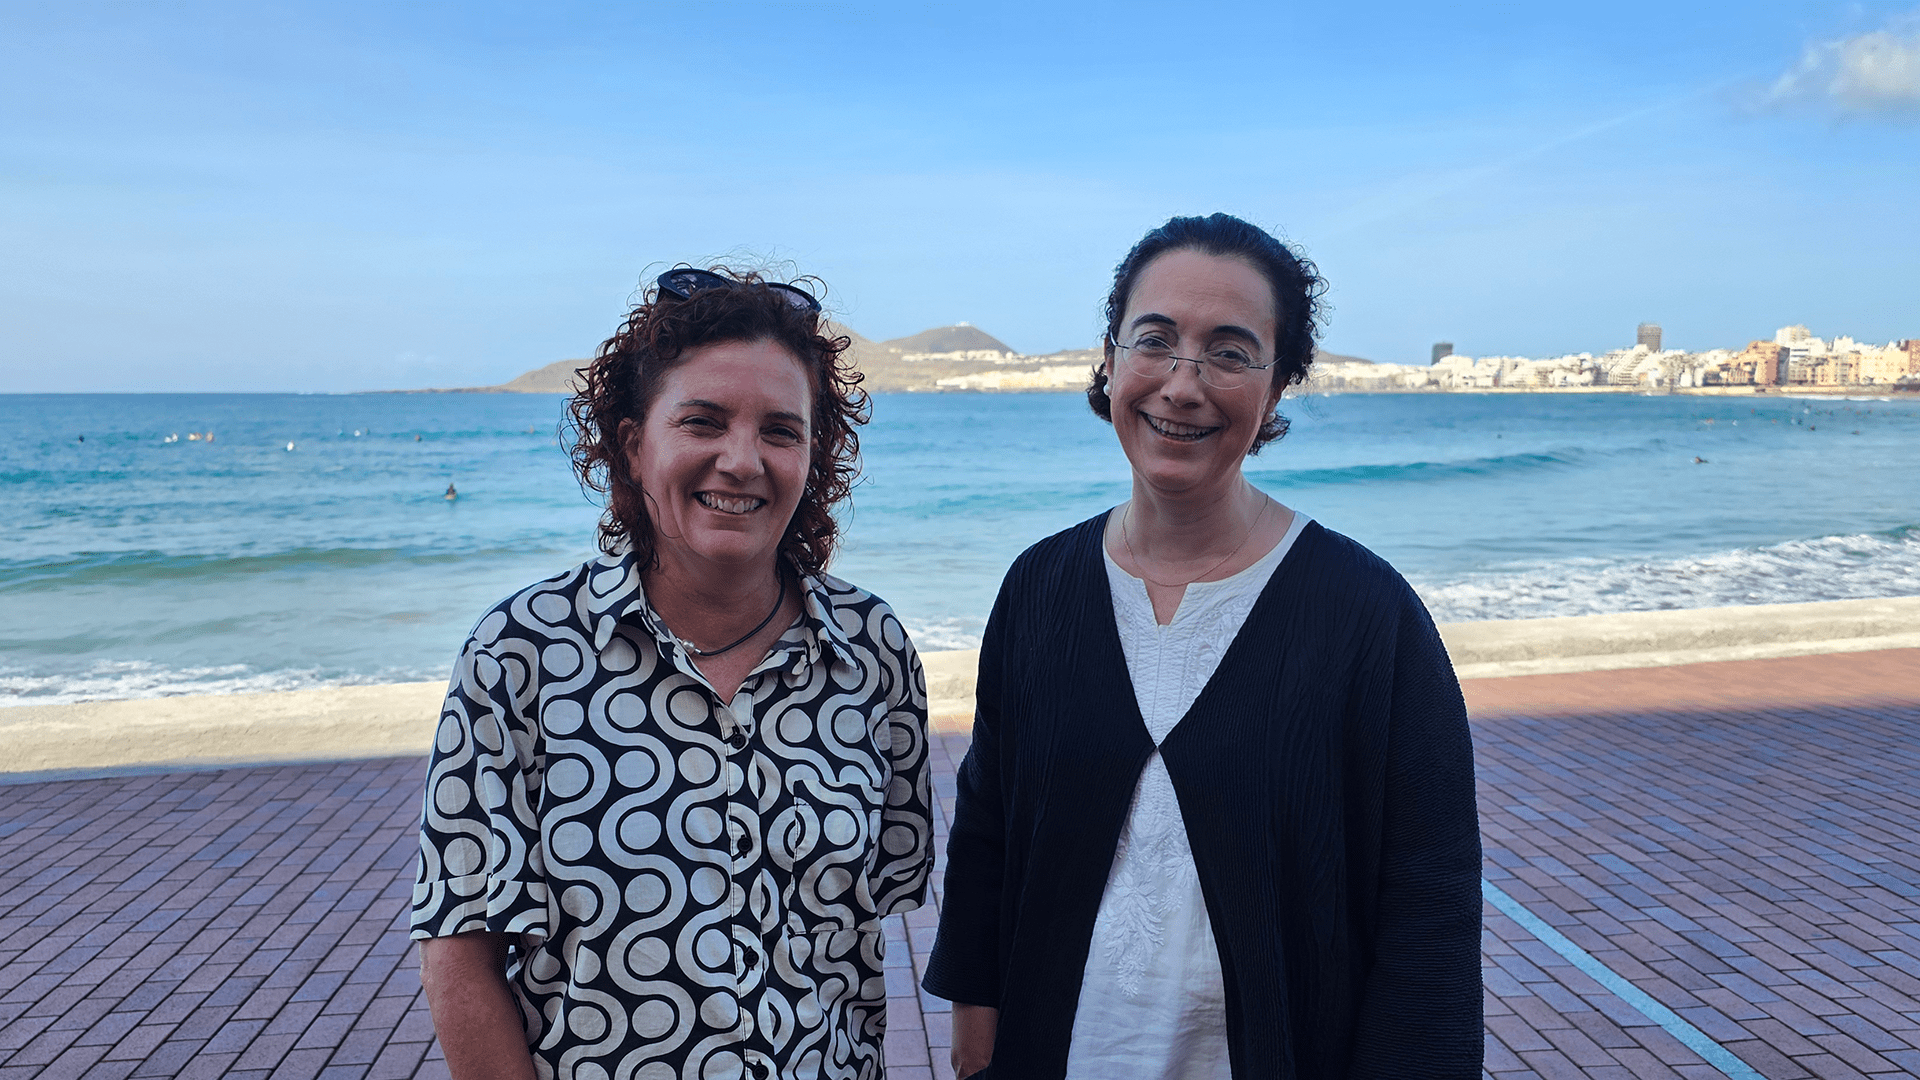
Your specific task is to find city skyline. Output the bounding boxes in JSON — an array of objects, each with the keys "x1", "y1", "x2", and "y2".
[
  {"x1": 1321, "y1": 322, "x2": 1920, "y2": 392},
  {"x1": 3, "y1": 1, "x2": 1919, "y2": 393}
]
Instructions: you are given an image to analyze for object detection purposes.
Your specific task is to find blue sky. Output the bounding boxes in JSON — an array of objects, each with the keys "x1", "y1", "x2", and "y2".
[{"x1": 3, "y1": 0, "x2": 1917, "y2": 392}]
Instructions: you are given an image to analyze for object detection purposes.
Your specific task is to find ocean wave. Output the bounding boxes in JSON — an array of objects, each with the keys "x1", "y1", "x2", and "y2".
[
  {"x1": 899, "y1": 526, "x2": 1920, "y2": 650},
  {"x1": 0, "y1": 544, "x2": 561, "y2": 592},
  {"x1": 1247, "y1": 449, "x2": 1587, "y2": 488},
  {"x1": 898, "y1": 615, "x2": 987, "y2": 653},
  {"x1": 1415, "y1": 526, "x2": 1920, "y2": 623},
  {"x1": 0, "y1": 659, "x2": 438, "y2": 708}
]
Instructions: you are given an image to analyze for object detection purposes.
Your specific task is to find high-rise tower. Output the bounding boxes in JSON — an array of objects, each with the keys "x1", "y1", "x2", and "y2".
[{"x1": 1637, "y1": 323, "x2": 1662, "y2": 352}]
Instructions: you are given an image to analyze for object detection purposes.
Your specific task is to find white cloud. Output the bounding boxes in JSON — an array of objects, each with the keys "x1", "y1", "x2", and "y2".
[{"x1": 1767, "y1": 18, "x2": 1920, "y2": 114}]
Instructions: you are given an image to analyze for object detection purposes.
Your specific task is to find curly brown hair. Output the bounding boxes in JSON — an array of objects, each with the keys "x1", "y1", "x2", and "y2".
[
  {"x1": 1088, "y1": 213, "x2": 1327, "y2": 454},
  {"x1": 566, "y1": 266, "x2": 868, "y2": 576}
]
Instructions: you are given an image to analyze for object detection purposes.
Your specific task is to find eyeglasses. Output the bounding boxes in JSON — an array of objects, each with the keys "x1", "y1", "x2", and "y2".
[
  {"x1": 1110, "y1": 332, "x2": 1275, "y2": 390},
  {"x1": 655, "y1": 268, "x2": 821, "y2": 313}
]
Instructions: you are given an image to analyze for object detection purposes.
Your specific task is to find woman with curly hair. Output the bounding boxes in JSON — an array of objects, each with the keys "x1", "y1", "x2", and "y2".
[
  {"x1": 412, "y1": 266, "x2": 934, "y2": 1080},
  {"x1": 924, "y1": 215, "x2": 1482, "y2": 1078}
]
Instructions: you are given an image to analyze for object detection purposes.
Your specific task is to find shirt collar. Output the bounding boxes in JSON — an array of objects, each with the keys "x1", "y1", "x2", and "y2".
[
  {"x1": 787, "y1": 571, "x2": 861, "y2": 675},
  {"x1": 584, "y1": 551, "x2": 651, "y2": 653},
  {"x1": 584, "y1": 550, "x2": 860, "y2": 676}
]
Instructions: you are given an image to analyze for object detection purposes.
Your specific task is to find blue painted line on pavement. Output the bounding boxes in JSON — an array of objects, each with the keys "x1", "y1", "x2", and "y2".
[{"x1": 1481, "y1": 877, "x2": 1764, "y2": 1080}]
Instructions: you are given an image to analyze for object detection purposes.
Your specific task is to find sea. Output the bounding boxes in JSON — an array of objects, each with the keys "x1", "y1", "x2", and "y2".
[{"x1": 4, "y1": 391, "x2": 1917, "y2": 706}]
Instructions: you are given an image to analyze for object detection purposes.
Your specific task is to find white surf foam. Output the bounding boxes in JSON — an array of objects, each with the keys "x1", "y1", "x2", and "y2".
[
  {"x1": 1416, "y1": 528, "x2": 1920, "y2": 623},
  {"x1": 0, "y1": 660, "x2": 437, "y2": 708},
  {"x1": 899, "y1": 615, "x2": 987, "y2": 654}
]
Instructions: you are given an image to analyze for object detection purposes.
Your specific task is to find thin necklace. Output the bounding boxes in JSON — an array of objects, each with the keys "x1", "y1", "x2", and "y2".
[
  {"x1": 1122, "y1": 495, "x2": 1271, "y2": 590},
  {"x1": 675, "y1": 578, "x2": 787, "y2": 657}
]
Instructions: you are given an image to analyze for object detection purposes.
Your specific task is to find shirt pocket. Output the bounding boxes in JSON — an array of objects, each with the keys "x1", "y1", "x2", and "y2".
[
  {"x1": 766, "y1": 700, "x2": 890, "y2": 935},
  {"x1": 773, "y1": 923, "x2": 887, "y2": 1026}
]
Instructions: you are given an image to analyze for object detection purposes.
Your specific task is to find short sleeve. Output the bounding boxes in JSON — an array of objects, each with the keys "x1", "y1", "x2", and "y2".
[
  {"x1": 872, "y1": 611, "x2": 935, "y2": 918},
  {"x1": 410, "y1": 629, "x2": 551, "y2": 943}
]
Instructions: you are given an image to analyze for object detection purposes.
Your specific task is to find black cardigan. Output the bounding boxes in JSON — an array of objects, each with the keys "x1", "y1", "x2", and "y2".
[{"x1": 922, "y1": 514, "x2": 1482, "y2": 1079}]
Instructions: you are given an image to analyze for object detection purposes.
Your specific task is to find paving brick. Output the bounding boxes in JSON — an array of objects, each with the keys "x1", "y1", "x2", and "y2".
[
  {"x1": 1465, "y1": 650, "x2": 1920, "y2": 1078},
  {"x1": 0, "y1": 650, "x2": 1913, "y2": 1077}
]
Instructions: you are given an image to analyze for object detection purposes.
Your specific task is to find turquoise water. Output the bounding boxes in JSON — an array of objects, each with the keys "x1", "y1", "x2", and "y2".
[{"x1": 4, "y1": 391, "x2": 1917, "y2": 704}]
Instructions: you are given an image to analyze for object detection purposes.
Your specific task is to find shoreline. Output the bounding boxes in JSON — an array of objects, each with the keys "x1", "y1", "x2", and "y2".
[
  {"x1": 10, "y1": 383, "x2": 1909, "y2": 398},
  {"x1": 367, "y1": 384, "x2": 1919, "y2": 398},
  {"x1": 2, "y1": 596, "x2": 1915, "y2": 781}
]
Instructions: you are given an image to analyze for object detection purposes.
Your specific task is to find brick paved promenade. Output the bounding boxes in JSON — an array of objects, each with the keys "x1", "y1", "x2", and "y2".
[{"x1": 0, "y1": 649, "x2": 1913, "y2": 1078}]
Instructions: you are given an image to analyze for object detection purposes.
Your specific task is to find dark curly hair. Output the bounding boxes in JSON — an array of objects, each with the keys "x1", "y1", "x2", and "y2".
[
  {"x1": 566, "y1": 266, "x2": 868, "y2": 576},
  {"x1": 1088, "y1": 213, "x2": 1327, "y2": 454}
]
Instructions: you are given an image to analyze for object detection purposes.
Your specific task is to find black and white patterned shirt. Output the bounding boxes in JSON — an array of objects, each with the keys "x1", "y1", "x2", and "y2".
[{"x1": 411, "y1": 552, "x2": 934, "y2": 1080}]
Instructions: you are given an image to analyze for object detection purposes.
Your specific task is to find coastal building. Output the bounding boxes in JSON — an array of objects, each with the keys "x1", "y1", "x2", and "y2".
[
  {"x1": 1596, "y1": 345, "x2": 1662, "y2": 386},
  {"x1": 1431, "y1": 342, "x2": 1453, "y2": 365},
  {"x1": 1429, "y1": 353, "x2": 1504, "y2": 388},
  {"x1": 1686, "y1": 349, "x2": 1735, "y2": 388},
  {"x1": 900, "y1": 349, "x2": 1017, "y2": 363},
  {"x1": 1309, "y1": 359, "x2": 1426, "y2": 391},
  {"x1": 1859, "y1": 344, "x2": 1911, "y2": 384},
  {"x1": 933, "y1": 364, "x2": 1088, "y2": 390},
  {"x1": 1736, "y1": 341, "x2": 1788, "y2": 386},
  {"x1": 1773, "y1": 325, "x2": 1823, "y2": 375},
  {"x1": 1637, "y1": 323, "x2": 1662, "y2": 352},
  {"x1": 1814, "y1": 354, "x2": 1859, "y2": 385},
  {"x1": 1299, "y1": 329, "x2": 1910, "y2": 393}
]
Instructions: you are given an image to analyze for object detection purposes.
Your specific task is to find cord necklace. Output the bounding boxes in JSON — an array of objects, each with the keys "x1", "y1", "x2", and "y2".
[
  {"x1": 674, "y1": 577, "x2": 788, "y2": 658},
  {"x1": 1122, "y1": 494, "x2": 1272, "y2": 590}
]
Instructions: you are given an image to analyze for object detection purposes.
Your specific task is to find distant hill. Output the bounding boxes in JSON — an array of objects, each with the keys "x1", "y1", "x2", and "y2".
[
  {"x1": 494, "y1": 358, "x2": 590, "y2": 394},
  {"x1": 454, "y1": 330, "x2": 1374, "y2": 396},
  {"x1": 877, "y1": 324, "x2": 1015, "y2": 356}
]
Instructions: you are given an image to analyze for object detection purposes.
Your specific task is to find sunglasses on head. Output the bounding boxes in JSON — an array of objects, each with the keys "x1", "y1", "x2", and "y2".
[{"x1": 655, "y1": 268, "x2": 821, "y2": 313}]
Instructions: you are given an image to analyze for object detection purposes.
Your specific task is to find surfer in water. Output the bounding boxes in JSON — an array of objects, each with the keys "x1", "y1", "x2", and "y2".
[{"x1": 444, "y1": 483, "x2": 457, "y2": 501}]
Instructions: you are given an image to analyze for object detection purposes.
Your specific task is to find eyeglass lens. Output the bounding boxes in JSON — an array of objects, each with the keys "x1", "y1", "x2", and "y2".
[{"x1": 1122, "y1": 344, "x2": 1251, "y2": 389}]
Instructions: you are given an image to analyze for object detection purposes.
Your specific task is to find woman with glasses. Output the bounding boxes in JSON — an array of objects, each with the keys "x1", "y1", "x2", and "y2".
[
  {"x1": 923, "y1": 215, "x2": 1481, "y2": 1078},
  {"x1": 412, "y1": 266, "x2": 934, "y2": 1080}
]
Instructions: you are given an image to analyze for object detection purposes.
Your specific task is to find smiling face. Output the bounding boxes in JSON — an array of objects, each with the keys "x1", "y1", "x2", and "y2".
[
  {"x1": 1107, "y1": 248, "x2": 1282, "y2": 498},
  {"x1": 622, "y1": 338, "x2": 813, "y2": 580}
]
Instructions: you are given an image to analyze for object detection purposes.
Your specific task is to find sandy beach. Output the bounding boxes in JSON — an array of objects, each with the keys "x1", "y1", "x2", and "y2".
[{"x1": 2, "y1": 595, "x2": 1915, "y2": 780}]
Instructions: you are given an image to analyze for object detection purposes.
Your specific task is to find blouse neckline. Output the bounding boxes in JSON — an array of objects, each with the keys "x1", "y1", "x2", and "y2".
[{"x1": 1103, "y1": 506, "x2": 1313, "y2": 628}]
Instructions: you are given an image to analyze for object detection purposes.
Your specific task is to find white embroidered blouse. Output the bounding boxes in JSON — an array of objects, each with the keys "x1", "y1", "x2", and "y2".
[{"x1": 1064, "y1": 509, "x2": 1311, "y2": 1080}]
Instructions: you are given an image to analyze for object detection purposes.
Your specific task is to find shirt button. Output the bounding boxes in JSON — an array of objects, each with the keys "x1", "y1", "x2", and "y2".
[{"x1": 727, "y1": 730, "x2": 748, "y2": 750}]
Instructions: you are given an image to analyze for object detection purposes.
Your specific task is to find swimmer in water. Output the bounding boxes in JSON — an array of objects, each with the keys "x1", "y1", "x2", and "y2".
[{"x1": 445, "y1": 483, "x2": 458, "y2": 501}]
